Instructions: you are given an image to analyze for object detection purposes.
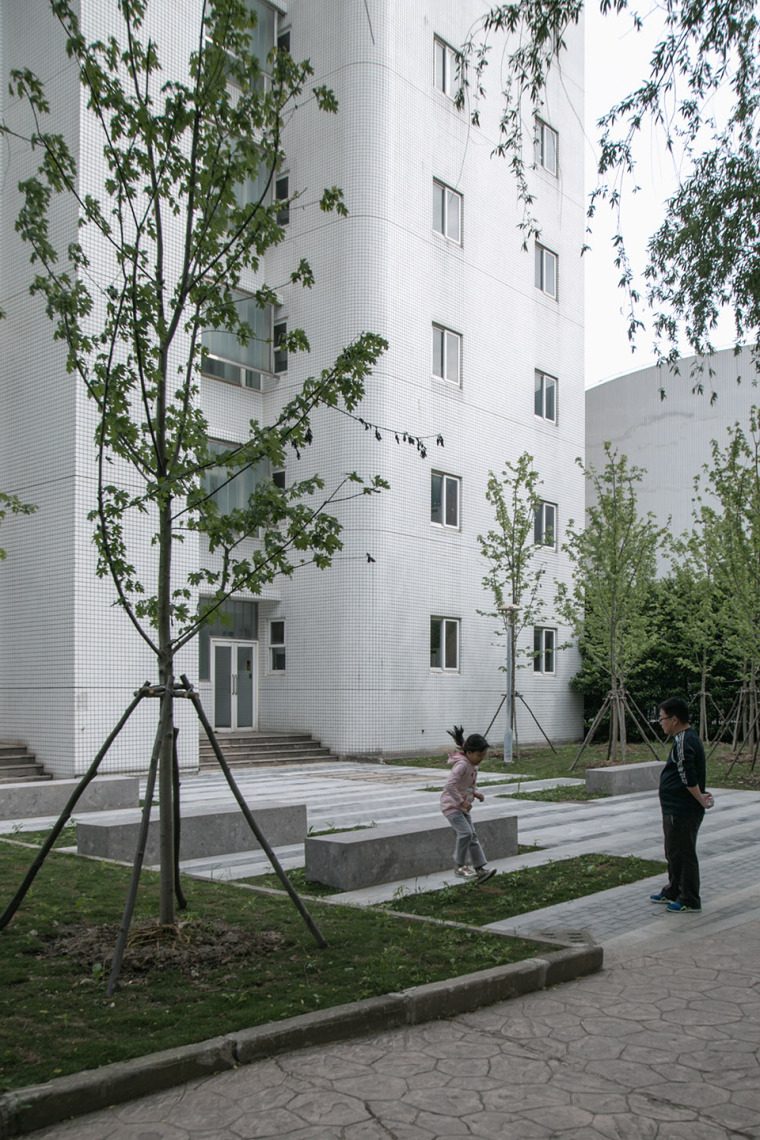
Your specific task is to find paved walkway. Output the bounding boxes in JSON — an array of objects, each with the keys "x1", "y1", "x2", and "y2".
[{"x1": 6, "y1": 764, "x2": 760, "y2": 1138}]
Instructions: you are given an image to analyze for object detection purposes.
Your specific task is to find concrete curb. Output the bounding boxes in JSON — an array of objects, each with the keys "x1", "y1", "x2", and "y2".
[{"x1": 0, "y1": 942, "x2": 602, "y2": 1138}]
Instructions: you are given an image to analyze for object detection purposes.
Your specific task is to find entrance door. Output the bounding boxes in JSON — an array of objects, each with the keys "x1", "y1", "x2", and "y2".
[{"x1": 212, "y1": 641, "x2": 257, "y2": 729}]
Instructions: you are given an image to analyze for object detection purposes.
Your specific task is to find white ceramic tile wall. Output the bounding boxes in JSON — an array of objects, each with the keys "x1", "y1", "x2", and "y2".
[{"x1": 1, "y1": 0, "x2": 585, "y2": 773}]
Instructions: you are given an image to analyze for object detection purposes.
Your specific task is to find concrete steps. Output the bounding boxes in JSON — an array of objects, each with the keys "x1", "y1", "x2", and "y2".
[
  {"x1": 0, "y1": 743, "x2": 50, "y2": 784},
  {"x1": 198, "y1": 731, "x2": 336, "y2": 770}
]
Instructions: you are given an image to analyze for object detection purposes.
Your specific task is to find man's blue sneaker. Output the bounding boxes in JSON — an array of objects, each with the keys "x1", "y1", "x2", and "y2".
[
  {"x1": 650, "y1": 892, "x2": 670, "y2": 902},
  {"x1": 666, "y1": 900, "x2": 701, "y2": 913}
]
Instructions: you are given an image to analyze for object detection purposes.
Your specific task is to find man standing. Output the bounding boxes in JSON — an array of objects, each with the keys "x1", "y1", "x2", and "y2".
[{"x1": 651, "y1": 697, "x2": 714, "y2": 913}]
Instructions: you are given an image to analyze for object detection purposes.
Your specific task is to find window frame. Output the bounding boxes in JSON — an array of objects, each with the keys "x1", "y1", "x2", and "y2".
[
  {"x1": 535, "y1": 117, "x2": 558, "y2": 176},
  {"x1": 433, "y1": 179, "x2": 462, "y2": 244},
  {"x1": 533, "y1": 626, "x2": 556, "y2": 674},
  {"x1": 432, "y1": 323, "x2": 461, "y2": 386},
  {"x1": 534, "y1": 500, "x2": 557, "y2": 549},
  {"x1": 535, "y1": 243, "x2": 558, "y2": 299},
  {"x1": 430, "y1": 471, "x2": 461, "y2": 530},
  {"x1": 433, "y1": 36, "x2": 459, "y2": 100},
  {"x1": 202, "y1": 438, "x2": 268, "y2": 518},
  {"x1": 430, "y1": 616, "x2": 460, "y2": 672},
  {"x1": 269, "y1": 619, "x2": 286, "y2": 672},
  {"x1": 275, "y1": 174, "x2": 290, "y2": 225},
  {"x1": 201, "y1": 290, "x2": 276, "y2": 391},
  {"x1": 534, "y1": 369, "x2": 558, "y2": 423},
  {"x1": 273, "y1": 320, "x2": 288, "y2": 373}
]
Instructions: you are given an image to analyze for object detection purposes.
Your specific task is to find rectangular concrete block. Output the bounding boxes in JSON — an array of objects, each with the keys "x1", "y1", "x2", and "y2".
[
  {"x1": 304, "y1": 809, "x2": 518, "y2": 890},
  {"x1": 585, "y1": 761, "x2": 663, "y2": 796},
  {"x1": 0, "y1": 776, "x2": 139, "y2": 821},
  {"x1": 76, "y1": 801, "x2": 306, "y2": 863}
]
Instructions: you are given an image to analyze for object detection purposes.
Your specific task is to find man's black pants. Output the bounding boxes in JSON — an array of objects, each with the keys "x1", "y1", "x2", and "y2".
[{"x1": 661, "y1": 812, "x2": 702, "y2": 908}]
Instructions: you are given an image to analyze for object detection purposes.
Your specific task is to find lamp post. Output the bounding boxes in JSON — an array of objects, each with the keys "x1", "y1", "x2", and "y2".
[{"x1": 499, "y1": 603, "x2": 520, "y2": 764}]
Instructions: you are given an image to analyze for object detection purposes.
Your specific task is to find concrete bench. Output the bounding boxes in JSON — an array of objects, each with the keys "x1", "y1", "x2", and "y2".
[
  {"x1": 585, "y1": 760, "x2": 663, "y2": 796},
  {"x1": 304, "y1": 808, "x2": 518, "y2": 891},
  {"x1": 77, "y1": 800, "x2": 306, "y2": 864},
  {"x1": 0, "y1": 776, "x2": 139, "y2": 821}
]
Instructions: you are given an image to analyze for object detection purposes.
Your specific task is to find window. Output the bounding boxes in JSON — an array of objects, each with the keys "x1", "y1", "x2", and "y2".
[
  {"x1": 434, "y1": 36, "x2": 459, "y2": 99},
  {"x1": 433, "y1": 180, "x2": 462, "y2": 243},
  {"x1": 432, "y1": 324, "x2": 461, "y2": 385},
  {"x1": 535, "y1": 118, "x2": 558, "y2": 175},
  {"x1": 273, "y1": 321, "x2": 288, "y2": 373},
  {"x1": 535, "y1": 243, "x2": 558, "y2": 298},
  {"x1": 202, "y1": 440, "x2": 268, "y2": 517},
  {"x1": 534, "y1": 370, "x2": 557, "y2": 422},
  {"x1": 272, "y1": 470, "x2": 286, "y2": 489},
  {"x1": 214, "y1": 0, "x2": 276, "y2": 89},
  {"x1": 533, "y1": 627, "x2": 556, "y2": 674},
  {"x1": 275, "y1": 175, "x2": 289, "y2": 225},
  {"x1": 270, "y1": 620, "x2": 286, "y2": 671},
  {"x1": 534, "y1": 501, "x2": 557, "y2": 547},
  {"x1": 431, "y1": 617, "x2": 459, "y2": 671},
  {"x1": 202, "y1": 292, "x2": 274, "y2": 390},
  {"x1": 431, "y1": 472, "x2": 460, "y2": 529},
  {"x1": 277, "y1": 27, "x2": 291, "y2": 53},
  {"x1": 198, "y1": 597, "x2": 258, "y2": 680}
]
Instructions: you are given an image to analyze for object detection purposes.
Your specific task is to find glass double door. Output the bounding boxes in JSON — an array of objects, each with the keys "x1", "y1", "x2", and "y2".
[{"x1": 212, "y1": 641, "x2": 257, "y2": 729}]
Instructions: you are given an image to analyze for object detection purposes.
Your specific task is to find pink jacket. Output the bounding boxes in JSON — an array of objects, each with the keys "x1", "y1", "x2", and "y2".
[{"x1": 440, "y1": 750, "x2": 478, "y2": 816}]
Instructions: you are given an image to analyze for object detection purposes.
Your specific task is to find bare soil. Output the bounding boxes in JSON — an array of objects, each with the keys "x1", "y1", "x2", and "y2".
[{"x1": 37, "y1": 918, "x2": 285, "y2": 980}]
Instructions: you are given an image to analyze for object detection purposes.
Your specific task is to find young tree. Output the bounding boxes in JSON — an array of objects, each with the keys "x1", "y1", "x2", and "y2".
[
  {"x1": 556, "y1": 444, "x2": 667, "y2": 761},
  {"x1": 0, "y1": 0, "x2": 414, "y2": 938},
  {"x1": 0, "y1": 493, "x2": 37, "y2": 562},
  {"x1": 477, "y1": 453, "x2": 547, "y2": 736},
  {"x1": 460, "y1": 1, "x2": 760, "y2": 383},
  {"x1": 696, "y1": 411, "x2": 760, "y2": 756}
]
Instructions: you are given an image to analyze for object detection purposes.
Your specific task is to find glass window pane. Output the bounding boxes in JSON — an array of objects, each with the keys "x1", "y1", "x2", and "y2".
[
  {"x1": 446, "y1": 189, "x2": 461, "y2": 242},
  {"x1": 544, "y1": 629, "x2": 555, "y2": 672},
  {"x1": 214, "y1": 644, "x2": 232, "y2": 727},
  {"x1": 545, "y1": 251, "x2": 556, "y2": 297},
  {"x1": 445, "y1": 477, "x2": 458, "y2": 527},
  {"x1": 534, "y1": 506, "x2": 542, "y2": 544},
  {"x1": 444, "y1": 620, "x2": 458, "y2": 669},
  {"x1": 446, "y1": 331, "x2": 459, "y2": 383},
  {"x1": 430, "y1": 618, "x2": 441, "y2": 668},
  {"x1": 248, "y1": 0, "x2": 275, "y2": 69},
  {"x1": 545, "y1": 504, "x2": 556, "y2": 544},
  {"x1": 270, "y1": 620, "x2": 284, "y2": 644},
  {"x1": 545, "y1": 375, "x2": 556, "y2": 420},
  {"x1": 433, "y1": 182, "x2": 444, "y2": 234},
  {"x1": 431, "y1": 473, "x2": 443, "y2": 523},
  {"x1": 434, "y1": 40, "x2": 445, "y2": 91},
  {"x1": 545, "y1": 127, "x2": 557, "y2": 173},
  {"x1": 535, "y1": 246, "x2": 543, "y2": 289},
  {"x1": 432, "y1": 326, "x2": 443, "y2": 377},
  {"x1": 534, "y1": 371, "x2": 544, "y2": 416},
  {"x1": 534, "y1": 628, "x2": 542, "y2": 671}
]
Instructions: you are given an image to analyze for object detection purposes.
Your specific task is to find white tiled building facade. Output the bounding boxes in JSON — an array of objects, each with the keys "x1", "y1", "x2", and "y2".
[
  {"x1": 0, "y1": 0, "x2": 585, "y2": 775},
  {"x1": 586, "y1": 347, "x2": 760, "y2": 552}
]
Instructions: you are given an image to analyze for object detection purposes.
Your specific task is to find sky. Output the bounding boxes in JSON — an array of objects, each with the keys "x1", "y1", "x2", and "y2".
[{"x1": 582, "y1": 3, "x2": 736, "y2": 388}]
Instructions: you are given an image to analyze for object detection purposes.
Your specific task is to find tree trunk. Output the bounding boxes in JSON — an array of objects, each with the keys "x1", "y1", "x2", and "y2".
[{"x1": 157, "y1": 497, "x2": 175, "y2": 927}]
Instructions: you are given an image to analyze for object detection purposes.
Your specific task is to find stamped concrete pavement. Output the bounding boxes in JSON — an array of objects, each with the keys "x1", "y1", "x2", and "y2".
[{"x1": 29, "y1": 918, "x2": 760, "y2": 1140}]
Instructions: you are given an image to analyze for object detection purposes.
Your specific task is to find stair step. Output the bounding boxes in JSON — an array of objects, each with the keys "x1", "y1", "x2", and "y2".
[
  {"x1": 198, "y1": 731, "x2": 337, "y2": 770},
  {"x1": 0, "y1": 742, "x2": 49, "y2": 782},
  {"x1": 0, "y1": 769, "x2": 52, "y2": 783}
]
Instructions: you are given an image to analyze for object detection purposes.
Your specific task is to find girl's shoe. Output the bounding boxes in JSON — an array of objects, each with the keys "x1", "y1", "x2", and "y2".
[{"x1": 454, "y1": 866, "x2": 477, "y2": 879}]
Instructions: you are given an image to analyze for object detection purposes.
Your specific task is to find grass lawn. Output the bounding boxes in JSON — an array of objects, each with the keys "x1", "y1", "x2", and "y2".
[
  {"x1": 386, "y1": 854, "x2": 667, "y2": 925},
  {"x1": 0, "y1": 839, "x2": 547, "y2": 1092},
  {"x1": 384, "y1": 741, "x2": 760, "y2": 796}
]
